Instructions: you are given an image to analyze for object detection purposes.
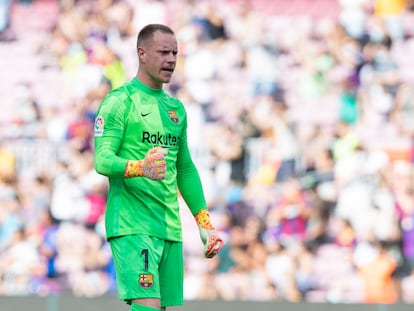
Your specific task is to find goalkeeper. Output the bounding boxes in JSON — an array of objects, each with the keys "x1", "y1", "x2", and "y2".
[{"x1": 94, "y1": 24, "x2": 223, "y2": 311}]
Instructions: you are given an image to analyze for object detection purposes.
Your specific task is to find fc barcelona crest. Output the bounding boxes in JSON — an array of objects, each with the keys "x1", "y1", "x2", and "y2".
[
  {"x1": 168, "y1": 110, "x2": 179, "y2": 123},
  {"x1": 139, "y1": 273, "x2": 154, "y2": 288}
]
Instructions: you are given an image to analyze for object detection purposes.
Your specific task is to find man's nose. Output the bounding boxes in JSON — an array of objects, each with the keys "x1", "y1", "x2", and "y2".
[{"x1": 167, "y1": 52, "x2": 176, "y2": 62}]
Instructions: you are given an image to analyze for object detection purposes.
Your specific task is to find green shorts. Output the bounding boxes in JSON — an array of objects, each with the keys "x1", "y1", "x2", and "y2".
[{"x1": 109, "y1": 234, "x2": 184, "y2": 307}]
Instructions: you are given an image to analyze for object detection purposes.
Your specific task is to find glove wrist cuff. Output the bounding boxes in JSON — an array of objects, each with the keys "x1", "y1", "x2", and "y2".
[
  {"x1": 124, "y1": 160, "x2": 144, "y2": 178},
  {"x1": 194, "y1": 209, "x2": 214, "y2": 230}
]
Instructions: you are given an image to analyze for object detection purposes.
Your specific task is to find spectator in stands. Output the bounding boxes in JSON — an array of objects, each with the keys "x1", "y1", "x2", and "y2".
[
  {"x1": 0, "y1": 0, "x2": 14, "y2": 41},
  {"x1": 357, "y1": 241, "x2": 398, "y2": 304},
  {"x1": 393, "y1": 161, "x2": 414, "y2": 275},
  {"x1": 265, "y1": 178, "x2": 311, "y2": 245}
]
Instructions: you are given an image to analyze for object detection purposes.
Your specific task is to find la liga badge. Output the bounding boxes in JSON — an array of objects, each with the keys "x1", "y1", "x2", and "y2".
[{"x1": 94, "y1": 115, "x2": 104, "y2": 137}]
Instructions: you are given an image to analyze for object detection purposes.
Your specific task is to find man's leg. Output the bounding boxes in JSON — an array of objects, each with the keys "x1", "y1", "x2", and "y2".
[
  {"x1": 129, "y1": 300, "x2": 167, "y2": 310},
  {"x1": 159, "y1": 241, "x2": 184, "y2": 308},
  {"x1": 109, "y1": 236, "x2": 165, "y2": 310},
  {"x1": 130, "y1": 302, "x2": 160, "y2": 311},
  {"x1": 130, "y1": 298, "x2": 160, "y2": 310}
]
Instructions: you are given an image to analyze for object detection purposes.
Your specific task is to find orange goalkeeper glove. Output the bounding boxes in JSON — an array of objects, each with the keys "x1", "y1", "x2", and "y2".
[
  {"x1": 195, "y1": 209, "x2": 224, "y2": 258},
  {"x1": 124, "y1": 147, "x2": 168, "y2": 180}
]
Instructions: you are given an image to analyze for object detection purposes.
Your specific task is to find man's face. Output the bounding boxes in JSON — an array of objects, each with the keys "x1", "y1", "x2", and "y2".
[{"x1": 138, "y1": 31, "x2": 178, "y2": 89}]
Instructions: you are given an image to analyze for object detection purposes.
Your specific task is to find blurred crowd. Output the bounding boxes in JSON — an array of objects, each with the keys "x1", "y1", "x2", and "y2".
[{"x1": 1, "y1": 0, "x2": 414, "y2": 304}]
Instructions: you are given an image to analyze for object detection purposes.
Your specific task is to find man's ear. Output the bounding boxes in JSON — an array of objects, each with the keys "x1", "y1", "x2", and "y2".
[{"x1": 137, "y1": 47, "x2": 145, "y2": 61}]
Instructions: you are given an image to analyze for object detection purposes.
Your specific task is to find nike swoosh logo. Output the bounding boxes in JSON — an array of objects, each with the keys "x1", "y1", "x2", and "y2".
[{"x1": 141, "y1": 112, "x2": 151, "y2": 117}]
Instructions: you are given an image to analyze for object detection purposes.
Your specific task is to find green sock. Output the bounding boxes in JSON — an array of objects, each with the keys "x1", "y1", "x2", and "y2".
[{"x1": 130, "y1": 303, "x2": 160, "y2": 311}]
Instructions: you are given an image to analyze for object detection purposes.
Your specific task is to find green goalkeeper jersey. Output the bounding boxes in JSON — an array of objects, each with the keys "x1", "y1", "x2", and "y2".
[{"x1": 94, "y1": 78, "x2": 207, "y2": 242}]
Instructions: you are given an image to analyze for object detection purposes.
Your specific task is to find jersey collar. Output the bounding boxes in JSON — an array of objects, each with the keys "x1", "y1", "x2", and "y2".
[{"x1": 132, "y1": 77, "x2": 164, "y2": 95}]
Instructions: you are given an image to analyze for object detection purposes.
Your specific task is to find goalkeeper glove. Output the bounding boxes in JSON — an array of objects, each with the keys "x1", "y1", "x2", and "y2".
[
  {"x1": 194, "y1": 209, "x2": 224, "y2": 258},
  {"x1": 124, "y1": 147, "x2": 168, "y2": 180}
]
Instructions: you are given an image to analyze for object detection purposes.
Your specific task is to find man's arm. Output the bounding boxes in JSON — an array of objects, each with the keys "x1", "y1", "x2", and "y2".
[
  {"x1": 176, "y1": 132, "x2": 207, "y2": 215},
  {"x1": 94, "y1": 94, "x2": 167, "y2": 180},
  {"x1": 94, "y1": 94, "x2": 129, "y2": 177},
  {"x1": 176, "y1": 132, "x2": 223, "y2": 258}
]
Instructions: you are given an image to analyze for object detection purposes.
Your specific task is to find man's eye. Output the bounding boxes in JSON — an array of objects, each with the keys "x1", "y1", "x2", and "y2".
[{"x1": 160, "y1": 50, "x2": 177, "y2": 56}]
